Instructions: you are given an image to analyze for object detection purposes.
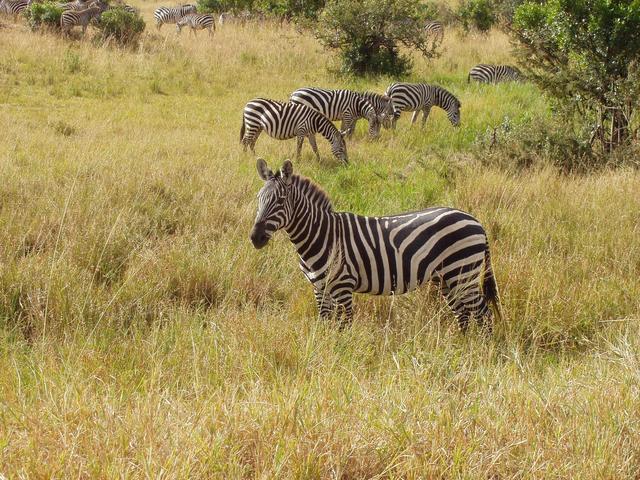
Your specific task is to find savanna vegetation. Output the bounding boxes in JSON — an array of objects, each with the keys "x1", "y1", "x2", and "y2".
[{"x1": 1, "y1": 1, "x2": 639, "y2": 477}]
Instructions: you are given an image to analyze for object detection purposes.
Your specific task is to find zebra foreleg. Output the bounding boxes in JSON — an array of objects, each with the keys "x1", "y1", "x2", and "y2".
[
  {"x1": 340, "y1": 116, "x2": 355, "y2": 138},
  {"x1": 307, "y1": 134, "x2": 321, "y2": 161},
  {"x1": 295, "y1": 135, "x2": 304, "y2": 159},
  {"x1": 411, "y1": 111, "x2": 419, "y2": 125},
  {"x1": 421, "y1": 106, "x2": 432, "y2": 127}
]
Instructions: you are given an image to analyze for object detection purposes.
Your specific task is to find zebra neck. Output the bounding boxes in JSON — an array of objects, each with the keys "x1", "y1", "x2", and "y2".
[{"x1": 284, "y1": 192, "x2": 336, "y2": 264}]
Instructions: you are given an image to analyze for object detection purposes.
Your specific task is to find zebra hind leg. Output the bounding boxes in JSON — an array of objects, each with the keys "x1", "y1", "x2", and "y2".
[{"x1": 410, "y1": 111, "x2": 419, "y2": 125}]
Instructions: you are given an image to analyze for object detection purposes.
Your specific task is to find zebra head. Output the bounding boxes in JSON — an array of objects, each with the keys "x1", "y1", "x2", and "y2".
[
  {"x1": 250, "y1": 158, "x2": 294, "y2": 249},
  {"x1": 448, "y1": 99, "x2": 461, "y2": 127},
  {"x1": 330, "y1": 130, "x2": 349, "y2": 164},
  {"x1": 380, "y1": 95, "x2": 394, "y2": 129}
]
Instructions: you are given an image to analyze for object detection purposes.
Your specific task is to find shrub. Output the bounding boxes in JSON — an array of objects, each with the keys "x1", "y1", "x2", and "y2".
[
  {"x1": 95, "y1": 7, "x2": 145, "y2": 46},
  {"x1": 314, "y1": 0, "x2": 441, "y2": 77},
  {"x1": 456, "y1": 0, "x2": 497, "y2": 33},
  {"x1": 24, "y1": 1, "x2": 63, "y2": 30}
]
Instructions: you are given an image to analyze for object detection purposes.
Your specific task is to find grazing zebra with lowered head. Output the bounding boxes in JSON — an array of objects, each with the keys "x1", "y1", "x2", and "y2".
[
  {"x1": 1, "y1": 0, "x2": 29, "y2": 20},
  {"x1": 176, "y1": 13, "x2": 215, "y2": 36},
  {"x1": 153, "y1": 4, "x2": 196, "y2": 30},
  {"x1": 60, "y1": 1, "x2": 102, "y2": 35},
  {"x1": 250, "y1": 159, "x2": 502, "y2": 331},
  {"x1": 240, "y1": 98, "x2": 348, "y2": 164},
  {"x1": 468, "y1": 64, "x2": 522, "y2": 84},
  {"x1": 385, "y1": 82, "x2": 461, "y2": 128},
  {"x1": 359, "y1": 91, "x2": 395, "y2": 129},
  {"x1": 425, "y1": 20, "x2": 444, "y2": 45},
  {"x1": 290, "y1": 87, "x2": 381, "y2": 139}
]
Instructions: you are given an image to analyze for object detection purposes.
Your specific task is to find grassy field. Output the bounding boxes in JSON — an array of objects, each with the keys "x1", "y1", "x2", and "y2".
[{"x1": 1, "y1": 8, "x2": 640, "y2": 478}]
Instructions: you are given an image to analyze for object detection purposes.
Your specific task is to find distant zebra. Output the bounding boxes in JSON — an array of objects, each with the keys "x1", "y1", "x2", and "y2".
[
  {"x1": 176, "y1": 13, "x2": 215, "y2": 36},
  {"x1": 60, "y1": 1, "x2": 102, "y2": 35},
  {"x1": 110, "y1": 3, "x2": 138, "y2": 14},
  {"x1": 385, "y1": 82, "x2": 461, "y2": 128},
  {"x1": 250, "y1": 159, "x2": 502, "y2": 331},
  {"x1": 59, "y1": 0, "x2": 89, "y2": 11},
  {"x1": 468, "y1": 64, "x2": 522, "y2": 84},
  {"x1": 218, "y1": 11, "x2": 233, "y2": 25},
  {"x1": 153, "y1": 4, "x2": 196, "y2": 30},
  {"x1": 1, "y1": 0, "x2": 29, "y2": 20},
  {"x1": 359, "y1": 91, "x2": 395, "y2": 129},
  {"x1": 425, "y1": 20, "x2": 444, "y2": 45},
  {"x1": 240, "y1": 98, "x2": 348, "y2": 164},
  {"x1": 290, "y1": 87, "x2": 381, "y2": 139}
]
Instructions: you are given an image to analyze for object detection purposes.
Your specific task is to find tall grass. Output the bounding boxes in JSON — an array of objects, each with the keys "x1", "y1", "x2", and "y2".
[{"x1": 1, "y1": 10, "x2": 639, "y2": 478}]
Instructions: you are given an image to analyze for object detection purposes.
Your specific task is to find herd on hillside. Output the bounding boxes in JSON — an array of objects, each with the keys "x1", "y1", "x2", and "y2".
[{"x1": 0, "y1": 1, "x2": 525, "y2": 333}]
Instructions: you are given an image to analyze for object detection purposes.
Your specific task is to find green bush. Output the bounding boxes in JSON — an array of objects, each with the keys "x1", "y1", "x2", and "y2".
[
  {"x1": 457, "y1": 0, "x2": 496, "y2": 32},
  {"x1": 24, "y1": 1, "x2": 63, "y2": 30},
  {"x1": 314, "y1": 0, "x2": 441, "y2": 76},
  {"x1": 95, "y1": 7, "x2": 145, "y2": 46}
]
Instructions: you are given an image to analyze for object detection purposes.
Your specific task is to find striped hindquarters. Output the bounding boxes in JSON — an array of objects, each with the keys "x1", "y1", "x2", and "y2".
[
  {"x1": 468, "y1": 64, "x2": 521, "y2": 83},
  {"x1": 154, "y1": 4, "x2": 196, "y2": 27},
  {"x1": 425, "y1": 20, "x2": 444, "y2": 43},
  {"x1": 1, "y1": 0, "x2": 29, "y2": 17}
]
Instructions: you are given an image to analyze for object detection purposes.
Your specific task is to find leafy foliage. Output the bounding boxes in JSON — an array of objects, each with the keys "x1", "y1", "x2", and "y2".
[
  {"x1": 95, "y1": 7, "x2": 145, "y2": 46},
  {"x1": 456, "y1": 0, "x2": 497, "y2": 33},
  {"x1": 197, "y1": 0, "x2": 324, "y2": 18},
  {"x1": 24, "y1": 1, "x2": 63, "y2": 29},
  {"x1": 313, "y1": 0, "x2": 441, "y2": 76},
  {"x1": 512, "y1": 0, "x2": 640, "y2": 152}
]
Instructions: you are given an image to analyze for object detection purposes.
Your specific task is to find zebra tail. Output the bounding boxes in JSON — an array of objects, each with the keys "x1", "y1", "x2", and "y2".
[
  {"x1": 483, "y1": 248, "x2": 503, "y2": 324},
  {"x1": 467, "y1": 73, "x2": 470, "y2": 84},
  {"x1": 239, "y1": 117, "x2": 245, "y2": 143}
]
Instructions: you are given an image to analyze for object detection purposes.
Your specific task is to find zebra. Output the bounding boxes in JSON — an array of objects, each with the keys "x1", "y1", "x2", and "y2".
[
  {"x1": 1, "y1": 0, "x2": 29, "y2": 20},
  {"x1": 218, "y1": 11, "x2": 233, "y2": 25},
  {"x1": 240, "y1": 98, "x2": 348, "y2": 164},
  {"x1": 176, "y1": 13, "x2": 215, "y2": 36},
  {"x1": 424, "y1": 20, "x2": 444, "y2": 45},
  {"x1": 385, "y1": 82, "x2": 461, "y2": 128},
  {"x1": 153, "y1": 4, "x2": 196, "y2": 31},
  {"x1": 359, "y1": 91, "x2": 395, "y2": 129},
  {"x1": 290, "y1": 87, "x2": 381, "y2": 139},
  {"x1": 250, "y1": 159, "x2": 502, "y2": 332},
  {"x1": 59, "y1": 0, "x2": 89, "y2": 10},
  {"x1": 468, "y1": 64, "x2": 522, "y2": 84},
  {"x1": 60, "y1": 1, "x2": 102, "y2": 35}
]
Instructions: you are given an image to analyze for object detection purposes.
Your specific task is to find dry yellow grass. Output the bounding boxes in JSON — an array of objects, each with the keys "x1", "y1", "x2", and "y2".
[{"x1": 1, "y1": 6, "x2": 640, "y2": 478}]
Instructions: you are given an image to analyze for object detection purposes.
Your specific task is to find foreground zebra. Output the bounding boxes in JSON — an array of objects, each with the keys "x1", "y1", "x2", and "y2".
[
  {"x1": 425, "y1": 20, "x2": 444, "y2": 45},
  {"x1": 153, "y1": 4, "x2": 196, "y2": 30},
  {"x1": 289, "y1": 87, "x2": 381, "y2": 139},
  {"x1": 359, "y1": 91, "x2": 395, "y2": 129},
  {"x1": 250, "y1": 159, "x2": 502, "y2": 331},
  {"x1": 240, "y1": 98, "x2": 348, "y2": 164},
  {"x1": 385, "y1": 82, "x2": 461, "y2": 128},
  {"x1": 176, "y1": 13, "x2": 215, "y2": 36},
  {"x1": 60, "y1": 1, "x2": 102, "y2": 35},
  {"x1": 468, "y1": 64, "x2": 522, "y2": 84}
]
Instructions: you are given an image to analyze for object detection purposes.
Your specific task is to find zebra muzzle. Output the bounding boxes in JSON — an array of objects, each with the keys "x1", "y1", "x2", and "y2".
[{"x1": 250, "y1": 223, "x2": 270, "y2": 249}]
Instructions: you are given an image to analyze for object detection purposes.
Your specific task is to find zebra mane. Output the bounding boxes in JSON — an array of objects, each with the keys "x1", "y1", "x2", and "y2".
[{"x1": 290, "y1": 174, "x2": 333, "y2": 212}]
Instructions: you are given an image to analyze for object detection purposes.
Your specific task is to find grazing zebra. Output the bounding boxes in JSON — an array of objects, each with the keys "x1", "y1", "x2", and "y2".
[
  {"x1": 424, "y1": 20, "x2": 444, "y2": 45},
  {"x1": 1, "y1": 0, "x2": 29, "y2": 20},
  {"x1": 468, "y1": 64, "x2": 522, "y2": 84},
  {"x1": 290, "y1": 88, "x2": 381, "y2": 139},
  {"x1": 153, "y1": 4, "x2": 196, "y2": 30},
  {"x1": 250, "y1": 159, "x2": 501, "y2": 331},
  {"x1": 176, "y1": 13, "x2": 215, "y2": 36},
  {"x1": 359, "y1": 91, "x2": 395, "y2": 129},
  {"x1": 240, "y1": 98, "x2": 348, "y2": 164},
  {"x1": 385, "y1": 82, "x2": 461, "y2": 128},
  {"x1": 60, "y1": 1, "x2": 102, "y2": 35}
]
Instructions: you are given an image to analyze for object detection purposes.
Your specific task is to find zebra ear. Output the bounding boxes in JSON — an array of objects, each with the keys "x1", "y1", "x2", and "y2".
[
  {"x1": 280, "y1": 160, "x2": 293, "y2": 185},
  {"x1": 256, "y1": 158, "x2": 273, "y2": 181}
]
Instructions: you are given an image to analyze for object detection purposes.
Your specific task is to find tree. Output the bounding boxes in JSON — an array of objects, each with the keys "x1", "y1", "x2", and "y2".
[
  {"x1": 313, "y1": 0, "x2": 440, "y2": 76},
  {"x1": 512, "y1": 0, "x2": 640, "y2": 152}
]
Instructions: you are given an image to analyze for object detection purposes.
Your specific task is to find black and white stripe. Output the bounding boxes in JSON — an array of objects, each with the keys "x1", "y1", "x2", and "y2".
[
  {"x1": 240, "y1": 98, "x2": 348, "y2": 164},
  {"x1": 60, "y1": 1, "x2": 102, "y2": 34},
  {"x1": 176, "y1": 13, "x2": 214, "y2": 36},
  {"x1": 250, "y1": 159, "x2": 501, "y2": 331},
  {"x1": 359, "y1": 91, "x2": 395, "y2": 129},
  {"x1": 425, "y1": 20, "x2": 444, "y2": 44},
  {"x1": 153, "y1": 4, "x2": 196, "y2": 30},
  {"x1": 290, "y1": 88, "x2": 381, "y2": 139},
  {"x1": 1, "y1": 0, "x2": 29, "y2": 19},
  {"x1": 385, "y1": 82, "x2": 461, "y2": 128},
  {"x1": 468, "y1": 64, "x2": 522, "y2": 84}
]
